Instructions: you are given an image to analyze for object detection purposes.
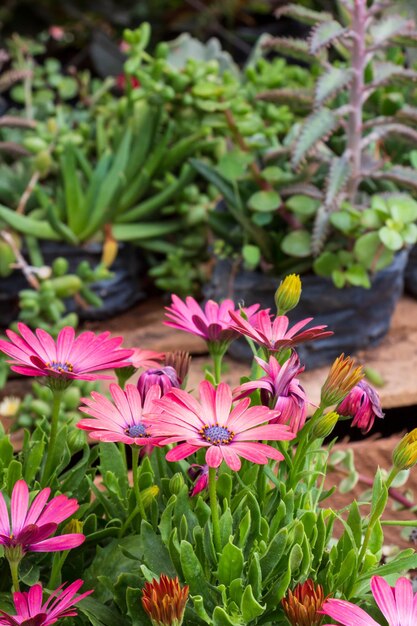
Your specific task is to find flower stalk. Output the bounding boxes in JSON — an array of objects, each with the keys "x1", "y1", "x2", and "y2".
[{"x1": 208, "y1": 466, "x2": 221, "y2": 554}]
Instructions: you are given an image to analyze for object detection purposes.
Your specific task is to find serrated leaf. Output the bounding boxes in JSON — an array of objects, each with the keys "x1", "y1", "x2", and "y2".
[
  {"x1": 371, "y1": 62, "x2": 417, "y2": 88},
  {"x1": 325, "y1": 155, "x2": 351, "y2": 205},
  {"x1": 370, "y1": 16, "x2": 415, "y2": 46},
  {"x1": 275, "y1": 3, "x2": 332, "y2": 25},
  {"x1": 362, "y1": 123, "x2": 417, "y2": 149},
  {"x1": 240, "y1": 585, "x2": 265, "y2": 622},
  {"x1": 256, "y1": 88, "x2": 313, "y2": 108},
  {"x1": 217, "y1": 540, "x2": 244, "y2": 586},
  {"x1": 311, "y1": 205, "x2": 331, "y2": 256},
  {"x1": 292, "y1": 109, "x2": 338, "y2": 168},
  {"x1": 370, "y1": 166, "x2": 417, "y2": 193},
  {"x1": 309, "y1": 20, "x2": 347, "y2": 54},
  {"x1": 315, "y1": 67, "x2": 353, "y2": 106},
  {"x1": 263, "y1": 37, "x2": 316, "y2": 62}
]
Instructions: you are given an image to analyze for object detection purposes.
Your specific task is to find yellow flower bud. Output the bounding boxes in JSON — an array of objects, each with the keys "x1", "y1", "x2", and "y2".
[
  {"x1": 393, "y1": 429, "x2": 417, "y2": 470},
  {"x1": 142, "y1": 485, "x2": 160, "y2": 508},
  {"x1": 101, "y1": 236, "x2": 118, "y2": 268},
  {"x1": 275, "y1": 274, "x2": 302, "y2": 315},
  {"x1": 62, "y1": 518, "x2": 83, "y2": 535}
]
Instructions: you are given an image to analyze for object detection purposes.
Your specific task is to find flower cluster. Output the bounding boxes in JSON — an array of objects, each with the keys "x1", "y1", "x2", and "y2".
[{"x1": 0, "y1": 283, "x2": 414, "y2": 626}]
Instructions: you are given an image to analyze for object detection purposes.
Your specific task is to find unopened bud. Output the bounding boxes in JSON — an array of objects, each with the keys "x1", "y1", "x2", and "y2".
[
  {"x1": 312, "y1": 411, "x2": 339, "y2": 439},
  {"x1": 393, "y1": 429, "x2": 417, "y2": 470},
  {"x1": 62, "y1": 518, "x2": 83, "y2": 535},
  {"x1": 321, "y1": 354, "x2": 364, "y2": 407},
  {"x1": 101, "y1": 235, "x2": 118, "y2": 268},
  {"x1": 169, "y1": 473, "x2": 184, "y2": 495},
  {"x1": 142, "y1": 485, "x2": 160, "y2": 508},
  {"x1": 275, "y1": 274, "x2": 302, "y2": 315}
]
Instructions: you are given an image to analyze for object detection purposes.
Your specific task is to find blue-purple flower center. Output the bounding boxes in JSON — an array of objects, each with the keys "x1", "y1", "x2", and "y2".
[
  {"x1": 200, "y1": 424, "x2": 234, "y2": 445},
  {"x1": 127, "y1": 423, "x2": 148, "y2": 438},
  {"x1": 45, "y1": 360, "x2": 73, "y2": 374}
]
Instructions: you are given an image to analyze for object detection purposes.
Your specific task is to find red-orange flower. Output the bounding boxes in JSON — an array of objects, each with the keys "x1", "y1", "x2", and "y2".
[
  {"x1": 142, "y1": 575, "x2": 188, "y2": 626},
  {"x1": 282, "y1": 579, "x2": 327, "y2": 626}
]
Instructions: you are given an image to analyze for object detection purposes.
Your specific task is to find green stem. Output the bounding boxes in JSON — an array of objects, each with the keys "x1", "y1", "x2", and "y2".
[
  {"x1": 119, "y1": 442, "x2": 127, "y2": 471},
  {"x1": 9, "y1": 560, "x2": 20, "y2": 592},
  {"x1": 209, "y1": 466, "x2": 221, "y2": 554},
  {"x1": 381, "y1": 520, "x2": 417, "y2": 526},
  {"x1": 42, "y1": 391, "x2": 63, "y2": 486},
  {"x1": 385, "y1": 466, "x2": 401, "y2": 490},
  {"x1": 212, "y1": 352, "x2": 223, "y2": 386},
  {"x1": 119, "y1": 504, "x2": 140, "y2": 537},
  {"x1": 48, "y1": 550, "x2": 68, "y2": 589},
  {"x1": 132, "y1": 446, "x2": 147, "y2": 522}
]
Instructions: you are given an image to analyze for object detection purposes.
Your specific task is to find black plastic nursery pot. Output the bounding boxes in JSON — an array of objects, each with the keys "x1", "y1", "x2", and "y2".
[
  {"x1": 404, "y1": 244, "x2": 417, "y2": 299},
  {"x1": 40, "y1": 241, "x2": 146, "y2": 321},
  {"x1": 204, "y1": 251, "x2": 409, "y2": 369}
]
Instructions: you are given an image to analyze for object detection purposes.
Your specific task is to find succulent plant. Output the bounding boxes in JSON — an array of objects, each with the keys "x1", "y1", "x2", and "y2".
[{"x1": 263, "y1": 0, "x2": 417, "y2": 256}]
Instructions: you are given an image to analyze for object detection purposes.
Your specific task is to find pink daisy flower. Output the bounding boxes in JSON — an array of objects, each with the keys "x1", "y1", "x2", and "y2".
[
  {"x1": 229, "y1": 309, "x2": 333, "y2": 352},
  {"x1": 164, "y1": 295, "x2": 260, "y2": 348},
  {"x1": 0, "y1": 480, "x2": 84, "y2": 557},
  {"x1": 150, "y1": 380, "x2": 295, "y2": 471},
  {"x1": 0, "y1": 580, "x2": 92, "y2": 626},
  {"x1": 321, "y1": 575, "x2": 417, "y2": 626},
  {"x1": 234, "y1": 353, "x2": 308, "y2": 433},
  {"x1": 77, "y1": 383, "x2": 162, "y2": 446},
  {"x1": 337, "y1": 380, "x2": 384, "y2": 434},
  {"x1": 0, "y1": 323, "x2": 133, "y2": 382},
  {"x1": 129, "y1": 348, "x2": 165, "y2": 369}
]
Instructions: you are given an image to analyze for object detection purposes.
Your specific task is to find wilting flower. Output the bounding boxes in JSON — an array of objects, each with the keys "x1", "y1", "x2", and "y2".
[
  {"x1": 275, "y1": 274, "x2": 302, "y2": 315},
  {"x1": 337, "y1": 380, "x2": 384, "y2": 434},
  {"x1": 393, "y1": 428, "x2": 417, "y2": 470},
  {"x1": 282, "y1": 579, "x2": 327, "y2": 626},
  {"x1": 188, "y1": 464, "x2": 210, "y2": 497},
  {"x1": 229, "y1": 309, "x2": 332, "y2": 353},
  {"x1": 0, "y1": 580, "x2": 92, "y2": 626},
  {"x1": 321, "y1": 354, "x2": 364, "y2": 407},
  {"x1": 142, "y1": 575, "x2": 188, "y2": 626},
  {"x1": 150, "y1": 380, "x2": 295, "y2": 471},
  {"x1": 234, "y1": 353, "x2": 308, "y2": 433},
  {"x1": 0, "y1": 480, "x2": 84, "y2": 561},
  {"x1": 77, "y1": 383, "x2": 162, "y2": 447},
  {"x1": 137, "y1": 366, "x2": 180, "y2": 400},
  {"x1": 0, "y1": 324, "x2": 133, "y2": 386},
  {"x1": 164, "y1": 351, "x2": 191, "y2": 384},
  {"x1": 320, "y1": 575, "x2": 417, "y2": 625},
  {"x1": 164, "y1": 295, "x2": 259, "y2": 352}
]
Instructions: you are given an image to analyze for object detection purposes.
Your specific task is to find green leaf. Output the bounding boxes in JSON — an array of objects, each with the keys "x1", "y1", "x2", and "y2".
[
  {"x1": 212, "y1": 606, "x2": 241, "y2": 626},
  {"x1": 264, "y1": 37, "x2": 315, "y2": 63},
  {"x1": 261, "y1": 166, "x2": 286, "y2": 183},
  {"x1": 217, "y1": 151, "x2": 253, "y2": 181},
  {"x1": 190, "y1": 159, "x2": 237, "y2": 207},
  {"x1": 242, "y1": 244, "x2": 261, "y2": 269},
  {"x1": 378, "y1": 226, "x2": 403, "y2": 251},
  {"x1": 248, "y1": 190, "x2": 281, "y2": 212},
  {"x1": 217, "y1": 540, "x2": 244, "y2": 586},
  {"x1": 387, "y1": 195, "x2": 417, "y2": 223},
  {"x1": 292, "y1": 108, "x2": 338, "y2": 168},
  {"x1": 354, "y1": 232, "x2": 393, "y2": 270},
  {"x1": 240, "y1": 585, "x2": 265, "y2": 621},
  {"x1": 345, "y1": 265, "x2": 371, "y2": 288},
  {"x1": 309, "y1": 20, "x2": 347, "y2": 54},
  {"x1": 286, "y1": 195, "x2": 319, "y2": 216},
  {"x1": 402, "y1": 223, "x2": 417, "y2": 244},
  {"x1": 281, "y1": 230, "x2": 311, "y2": 257},
  {"x1": 315, "y1": 67, "x2": 353, "y2": 106}
]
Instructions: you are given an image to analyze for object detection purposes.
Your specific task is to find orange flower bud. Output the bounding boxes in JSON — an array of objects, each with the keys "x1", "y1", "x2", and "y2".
[
  {"x1": 321, "y1": 354, "x2": 364, "y2": 407},
  {"x1": 142, "y1": 575, "x2": 189, "y2": 626}
]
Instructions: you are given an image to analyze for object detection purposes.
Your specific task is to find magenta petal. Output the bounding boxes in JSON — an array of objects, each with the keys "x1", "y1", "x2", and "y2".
[
  {"x1": 0, "y1": 491, "x2": 10, "y2": 536},
  {"x1": 320, "y1": 598, "x2": 379, "y2": 626},
  {"x1": 205, "y1": 446, "x2": 222, "y2": 468},
  {"x1": 11, "y1": 480, "x2": 29, "y2": 535},
  {"x1": 29, "y1": 533, "x2": 85, "y2": 552},
  {"x1": 166, "y1": 443, "x2": 200, "y2": 462}
]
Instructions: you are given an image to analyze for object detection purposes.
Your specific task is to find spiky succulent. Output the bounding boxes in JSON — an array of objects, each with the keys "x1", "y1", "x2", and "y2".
[{"x1": 264, "y1": 0, "x2": 417, "y2": 255}]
